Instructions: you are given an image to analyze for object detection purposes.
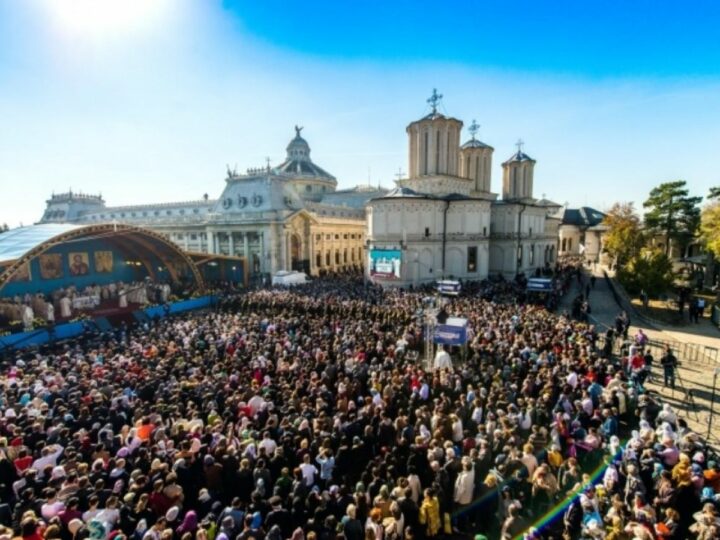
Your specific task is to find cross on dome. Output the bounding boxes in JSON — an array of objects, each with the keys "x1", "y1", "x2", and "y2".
[
  {"x1": 427, "y1": 88, "x2": 443, "y2": 113},
  {"x1": 516, "y1": 138, "x2": 525, "y2": 153},
  {"x1": 468, "y1": 119, "x2": 480, "y2": 140}
]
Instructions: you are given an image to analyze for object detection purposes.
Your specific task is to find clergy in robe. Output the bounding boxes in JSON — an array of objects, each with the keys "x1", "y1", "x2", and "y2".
[
  {"x1": 59, "y1": 296, "x2": 72, "y2": 319},
  {"x1": 119, "y1": 287, "x2": 128, "y2": 308},
  {"x1": 22, "y1": 305, "x2": 34, "y2": 331},
  {"x1": 433, "y1": 346, "x2": 452, "y2": 371}
]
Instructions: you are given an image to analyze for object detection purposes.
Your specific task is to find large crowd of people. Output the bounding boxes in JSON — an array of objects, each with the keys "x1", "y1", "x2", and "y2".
[{"x1": 0, "y1": 273, "x2": 718, "y2": 540}]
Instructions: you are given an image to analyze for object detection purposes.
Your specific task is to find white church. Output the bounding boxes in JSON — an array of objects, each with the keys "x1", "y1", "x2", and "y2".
[{"x1": 367, "y1": 90, "x2": 561, "y2": 287}]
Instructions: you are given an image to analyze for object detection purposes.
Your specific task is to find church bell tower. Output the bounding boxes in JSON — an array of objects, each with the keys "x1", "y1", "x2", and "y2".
[
  {"x1": 502, "y1": 139, "x2": 536, "y2": 200},
  {"x1": 406, "y1": 89, "x2": 463, "y2": 179},
  {"x1": 459, "y1": 119, "x2": 494, "y2": 193}
]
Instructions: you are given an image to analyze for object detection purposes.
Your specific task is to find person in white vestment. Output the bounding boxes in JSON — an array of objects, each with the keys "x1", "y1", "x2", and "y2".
[
  {"x1": 22, "y1": 305, "x2": 34, "y2": 331},
  {"x1": 118, "y1": 287, "x2": 128, "y2": 308},
  {"x1": 433, "y1": 346, "x2": 452, "y2": 370},
  {"x1": 46, "y1": 303, "x2": 55, "y2": 324},
  {"x1": 59, "y1": 296, "x2": 72, "y2": 319}
]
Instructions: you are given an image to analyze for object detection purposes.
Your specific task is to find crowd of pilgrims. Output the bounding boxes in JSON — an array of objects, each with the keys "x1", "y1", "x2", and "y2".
[{"x1": 0, "y1": 274, "x2": 719, "y2": 540}]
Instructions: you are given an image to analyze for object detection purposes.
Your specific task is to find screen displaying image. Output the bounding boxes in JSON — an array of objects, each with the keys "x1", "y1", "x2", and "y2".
[{"x1": 369, "y1": 249, "x2": 401, "y2": 279}]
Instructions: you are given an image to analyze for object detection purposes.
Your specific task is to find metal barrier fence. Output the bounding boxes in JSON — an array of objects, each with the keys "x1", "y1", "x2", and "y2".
[{"x1": 644, "y1": 338, "x2": 720, "y2": 366}]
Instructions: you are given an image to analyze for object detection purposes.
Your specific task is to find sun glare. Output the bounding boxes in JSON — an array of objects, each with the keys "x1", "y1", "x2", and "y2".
[{"x1": 45, "y1": 0, "x2": 170, "y2": 39}]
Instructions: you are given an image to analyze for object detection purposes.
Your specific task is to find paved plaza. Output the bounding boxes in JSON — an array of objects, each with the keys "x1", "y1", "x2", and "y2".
[{"x1": 561, "y1": 267, "x2": 720, "y2": 447}]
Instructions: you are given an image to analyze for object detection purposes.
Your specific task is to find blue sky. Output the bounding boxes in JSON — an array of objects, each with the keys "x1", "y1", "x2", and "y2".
[{"x1": 1, "y1": 0, "x2": 719, "y2": 227}]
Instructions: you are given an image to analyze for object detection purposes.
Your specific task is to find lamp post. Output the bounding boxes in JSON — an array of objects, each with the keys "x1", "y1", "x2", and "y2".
[{"x1": 707, "y1": 367, "x2": 720, "y2": 442}]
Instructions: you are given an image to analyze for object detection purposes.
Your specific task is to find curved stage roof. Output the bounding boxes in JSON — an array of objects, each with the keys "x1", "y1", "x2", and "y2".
[
  {"x1": 0, "y1": 224, "x2": 83, "y2": 264},
  {"x1": 0, "y1": 223, "x2": 205, "y2": 294}
]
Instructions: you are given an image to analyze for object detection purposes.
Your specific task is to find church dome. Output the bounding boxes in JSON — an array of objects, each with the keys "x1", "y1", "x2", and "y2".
[
  {"x1": 461, "y1": 139, "x2": 493, "y2": 150},
  {"x1": 502, "y1": 149, "x2": 535, "y2": 165},
  {"x1": 285, "y1": 126, "x2": 311, "y2": 161},
  {"x1": 272, "y1": 126, "x2": 337, "y2": 202}
]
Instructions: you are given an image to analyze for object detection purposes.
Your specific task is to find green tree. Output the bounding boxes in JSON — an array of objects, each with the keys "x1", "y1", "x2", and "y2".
[
  {"x1": 643, "y1": 180, "x2": 702, "y2": 257},
  {"x1": 709, "y1": 187, "x2": 720, "y2": 199},
  {"x1": 617, "y1": 248, "x2": 675, "y2": 297},
  {"x1": 602, "y1": 202, "x2": 645, "y2": 268},
  {"x1": 701, "y1": 201, "x2": 720, "y2": 259}
]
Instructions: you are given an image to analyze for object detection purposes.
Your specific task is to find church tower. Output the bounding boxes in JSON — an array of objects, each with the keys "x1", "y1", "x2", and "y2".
[
  {"x1": 459, "y1": 120, "x2": 493, "y2": 193},
  {"x1": 501, "y1": 140, "x2": 536, "y2": 200},
  {"x1": 406, "y1": 89, "x2": 463, "y2": 178}
]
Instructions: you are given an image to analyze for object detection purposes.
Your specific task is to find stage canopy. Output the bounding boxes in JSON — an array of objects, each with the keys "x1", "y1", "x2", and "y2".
[{"x1": 0, "y1": 223, "x2": 205, "y2": 297}]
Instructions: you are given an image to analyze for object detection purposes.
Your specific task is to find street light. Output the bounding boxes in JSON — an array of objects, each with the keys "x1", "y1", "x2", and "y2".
[{"x1": 707, "y1": 367, "x2": 720, "y2": 442}]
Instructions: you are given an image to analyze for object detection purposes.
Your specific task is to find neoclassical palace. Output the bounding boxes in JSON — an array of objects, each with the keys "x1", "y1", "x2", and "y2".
[{"x1": 39, "y1": 127, "x2": 386, "y2": 277}]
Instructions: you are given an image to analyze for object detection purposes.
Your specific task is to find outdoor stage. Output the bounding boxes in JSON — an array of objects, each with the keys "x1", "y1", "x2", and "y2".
[{"x1": 0, "y1": 295, "x2": 216, "y2": 351}]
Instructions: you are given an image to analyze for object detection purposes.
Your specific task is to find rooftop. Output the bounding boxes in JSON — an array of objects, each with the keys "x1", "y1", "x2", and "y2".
[{"x1": 561, "y1": 206, "x2": 607, "y2": 227}]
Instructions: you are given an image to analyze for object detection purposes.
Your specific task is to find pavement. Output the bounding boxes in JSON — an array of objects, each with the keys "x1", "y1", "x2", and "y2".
[{"x1": 559, "y1": 266, "x2": 720, "y2": 448}]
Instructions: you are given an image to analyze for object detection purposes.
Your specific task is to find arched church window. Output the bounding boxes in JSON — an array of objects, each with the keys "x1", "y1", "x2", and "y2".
[
  {"x1": 423, "y1": 131, "x2": 429, "y2": 175},
  {"x1": 435, "y1": 130, "x2": 441, "y2": 174}
]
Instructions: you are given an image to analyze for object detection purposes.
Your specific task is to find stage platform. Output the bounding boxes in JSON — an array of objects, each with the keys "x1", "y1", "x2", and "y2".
[{"x1": 0, "y1": 295, "x2": 216, "y2": 352}]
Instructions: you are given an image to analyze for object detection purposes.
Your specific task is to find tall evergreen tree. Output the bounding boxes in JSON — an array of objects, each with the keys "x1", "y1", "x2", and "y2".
[{"x1": 643, "y1": 180, "x2": 701, "y2": 257}]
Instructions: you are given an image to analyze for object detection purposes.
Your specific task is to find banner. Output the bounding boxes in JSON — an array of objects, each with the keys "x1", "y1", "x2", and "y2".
[
  {"x1": 369, "y1": 249, "x2": 401, "y2": 279},
  {"x1": 436, "y1": 280, "x2": 461, "y2": 296},
  {"x1": 527, "y1": 278, "x2": 553, "y2": 292},
  {"x1": 433, "y1": 323, "x2": 468, "y2": 345}
]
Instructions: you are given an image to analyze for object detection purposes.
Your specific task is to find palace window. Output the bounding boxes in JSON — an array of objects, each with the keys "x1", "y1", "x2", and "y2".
[
  {"x1": 316, "y1": 253, "x2": 322, "y2": 267},
  {"x1": 467, "y1": 246, "x2": 477, "y2": 272},
  {"x1": 326, "y1": 252, "x2": 331, "y2": 266}
]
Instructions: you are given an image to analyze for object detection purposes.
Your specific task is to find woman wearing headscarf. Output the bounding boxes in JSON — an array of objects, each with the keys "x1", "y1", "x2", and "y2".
[{"x1": 175, "y1": 511, "x2": 197, "y2": 538}]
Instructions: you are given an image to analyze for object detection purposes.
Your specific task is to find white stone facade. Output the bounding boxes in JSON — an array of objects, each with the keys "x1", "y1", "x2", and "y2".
[
  {"x1": 39, "y1": 130, "x2": 386, "y2": 278},
  {"x1": 367, "y1": 96, "x2": 561, "y2": 287}
]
